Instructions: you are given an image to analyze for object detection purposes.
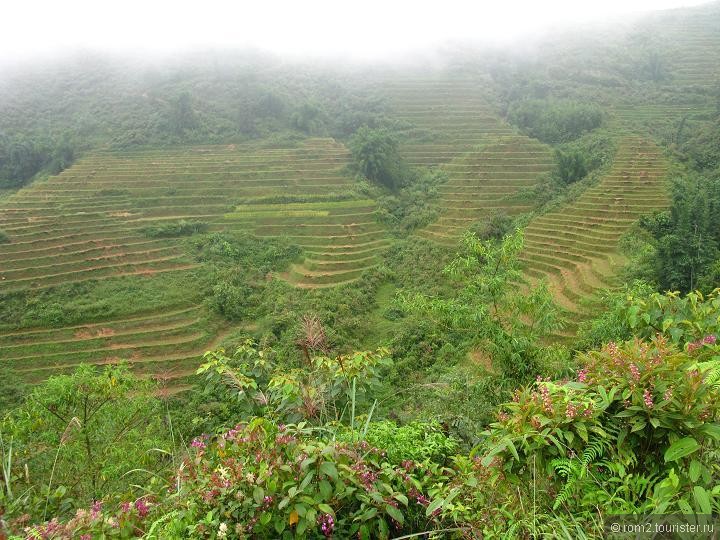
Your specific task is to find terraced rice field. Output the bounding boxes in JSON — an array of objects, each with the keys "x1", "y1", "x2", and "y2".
[
  {"x1": 642, "y1": 2, "x2": 720, "y2": 88},
  {"x1": 0, "y1": 138, "x2": 388, "y2": 381},
  {"x1": 520, "y1": 137, "x2": 669, "y2": 335},
  {"x1": 0, "y1": 306, "x2": 229, "y2": 384},
  {"x1": 0, "y1": 138, "x2": 386, "y2": 291},
  {"x1": 416, "y1": 135, "x2": 554, "y2": 244},
  {"x1": 609, "y1": 103, "x2": 717, "y2": 133},
  {"x1": 224, "y1": 198, "x2": 390, "y2": 288},
  {"x1": 377, "y1": 76, "x2": 515, "y2": 166}
]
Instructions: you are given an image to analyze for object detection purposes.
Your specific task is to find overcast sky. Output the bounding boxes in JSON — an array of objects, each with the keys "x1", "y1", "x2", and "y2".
[{"x1": 1, "y1": 0, "x2": 712, "y2": 64}]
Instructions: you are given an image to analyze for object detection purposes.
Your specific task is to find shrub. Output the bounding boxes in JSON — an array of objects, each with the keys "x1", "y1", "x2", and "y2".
[
  {"x1": 337, "y1": 421, "x2": 459, "y2": 463},
  {"x1": 0, "y1": 229, "x2": 9, "y2": 244},
  {"x1": 482, "y1": 337, "x2": 720, "y2": 517},
  {"x1": 17, "y1": 420, "x2": 463, "y2": 539},
  {"x1": 1, "y1": 365, "x2": 172, "y2": 522},
  {"x1": 507, "y1": 99, "x2": 603, "y2": 144},
  {"x1": 140, "y1": 220, "x2": 208, "y2": 238},
  {"x1": 467, "y1": 211, "x2": 515, "y2": 241},
  {"x1": 579, "y1": 287, "x2": 720, "y2": 348}
]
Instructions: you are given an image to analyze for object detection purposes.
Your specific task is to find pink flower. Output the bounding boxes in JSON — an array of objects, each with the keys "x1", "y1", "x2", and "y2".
[
  {"x1": 191, "y1": 437, "x2": 207, "y2": 450},
  {"x1": 566, "y1": 402, "x2": 578, "y2": 419},
  {"x1": 90, "y1": 499, "x2": 102, "y2": 519},
  {"x1": 135, "y1": 498, "x2": 150, "y2": 518},
  {"x1": 643, "y1": 389, "x2": 654, "y2": 409},
  {"x1": 577, "y1": 369, "x2": 588, "y2": 383},
  {"x1": 629, "y1": 363, "x2": 641, "y2": 382},
  {"x1": 663, "y1": 387, "x2": 673, "y2": 401},
  {"x1": 539, "y1": 383, "x2": 553, "y2": 413},
  {"x1": 317, "y1": 513, "x2": 335, "y2": 537}
]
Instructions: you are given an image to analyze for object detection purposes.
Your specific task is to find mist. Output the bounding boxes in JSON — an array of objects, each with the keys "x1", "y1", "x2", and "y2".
[{"x1": 1, "y1": 0, "x2": 712, "y2": 68}]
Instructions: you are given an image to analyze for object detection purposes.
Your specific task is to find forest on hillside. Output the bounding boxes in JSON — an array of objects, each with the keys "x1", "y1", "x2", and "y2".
[{"x1": 1, "y1": 1, "x2": 720, "y2": 539}]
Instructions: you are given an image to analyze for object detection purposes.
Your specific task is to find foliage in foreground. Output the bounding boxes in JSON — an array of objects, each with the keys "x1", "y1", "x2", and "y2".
[
  {"x1": 579, "y1": 284, "x2": 720, "y2": 348},
  {"x1": 1, "y1": 365, "x2": 172, "y2": 525},
  {"x1": 7, "y1": 334, "x2": 719, "y2": 539}
]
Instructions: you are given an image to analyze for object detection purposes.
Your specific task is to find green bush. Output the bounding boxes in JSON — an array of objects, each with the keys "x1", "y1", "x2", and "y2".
[
  {"x1": 338, "y1": 421, "x2": 459, "y2": 463},
  {"x1": 140, "y1": 220, "x2": 208, "y2": 238},
  {"x1": 507, "y1": 99, "x2": 603, "y2": 144},
  {"x1": 0, "y1": 229, "x2": 9, "y2": 244},
  {"x1": 1, "y1": 365, "x2": 172, "y2": 522},
  {"x1": 483, "y1": 337, "x2": 720, "y2": 518},
  {"x1": 579, "y1": 286, "x2": 720, "y2": 348}
]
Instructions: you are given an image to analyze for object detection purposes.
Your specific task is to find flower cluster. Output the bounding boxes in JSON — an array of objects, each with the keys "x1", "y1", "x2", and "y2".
[
  {"x1": 643, "y1": 388, "x2": 654, "y2": 409},
  {"x1": 687, "y1": 334, "x2": 717, "y2": 353},
  {"x1": 317, "y1": 513, "x2": 335, "y2": 537}
]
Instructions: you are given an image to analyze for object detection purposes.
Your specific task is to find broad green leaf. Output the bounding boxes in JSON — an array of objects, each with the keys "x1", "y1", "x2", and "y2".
[
  {"x1": 319, "y1": 480, "x2": 332, "y2": 500},
  {"x1": 575, "y1": 422, "x2": 588, "y2": 442},
  {"x1": 317, "y1": 503, "x2": 334, "y2": 515},
  {"x1": 359, "y1": 508, "x2": 377, "y2": 521},
  {"x1": 426, "y1": 498, "x2": 444, "y2": 517},
  {"x1": 664, "y1": 438, "x2": 700, "y2": 463},
  {"x1": 701, "y1": 423, "x2": 720, "y2": 440},
  {"x1": 385, "y1": 504, "x2": 404, "y2": 524},
  {"x1": 689, "y1": 460, "x2": 702, "y2": 483},
  {"x1": 693, "y1": 486, "x2": 712, "y2": 514},
  {"x1": 319, "y1": 462, "x2": 338, "y2": 481},
  {"x1": 678, "y1": 499, "x2": 693, "y2": 515},
  {"x1": 300, "y1": 472, "x2": 315, "y2": 490},
  {"x1": 481, "y1": 443, "x2": 507, "y2": 466},
  {"x1": 253, "y1": 486, "x2": 264, "y2": 505}
]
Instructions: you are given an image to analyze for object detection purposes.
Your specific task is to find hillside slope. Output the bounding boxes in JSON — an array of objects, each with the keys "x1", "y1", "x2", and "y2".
[{"x1": 521, "y1": 137, "x2": 669, "y2": 335}]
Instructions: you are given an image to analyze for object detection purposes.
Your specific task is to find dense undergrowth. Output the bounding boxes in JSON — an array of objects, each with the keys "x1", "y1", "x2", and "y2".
[{"x1": 1, "y1": 287, "x2": 719, "y2": 538}]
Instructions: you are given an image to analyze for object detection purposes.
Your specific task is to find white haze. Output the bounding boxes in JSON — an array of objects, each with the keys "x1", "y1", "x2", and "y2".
[{"x1": 0, "y1": 0, "x2": 712, "y2": 66}]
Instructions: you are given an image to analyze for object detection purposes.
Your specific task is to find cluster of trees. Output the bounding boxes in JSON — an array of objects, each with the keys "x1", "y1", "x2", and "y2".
[
  {"x1": 640, "y1": 175, "x2": 720, "y2": 292},
  {"x1": 0, "y1": 133, "x2": 74, "y2": 188},
  {"x1": 0, "y1": 57, "x2": 392, "y2": 157},
  {"x1": 507, "y1": 99, "x2": 603, "y2": 144},
  {"x1": 632, "y1": 105, "x2": 720, "y2": 293},
  {"x1": 348, "y1": 126, "x2": 412, "y2": 190}
]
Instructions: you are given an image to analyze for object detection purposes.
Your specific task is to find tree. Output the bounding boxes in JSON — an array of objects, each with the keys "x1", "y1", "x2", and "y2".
[
  {"x1": 641, "y1": 175, "x2": 720, "y2": 292},
  {"x1": 401, "y1": 230, "x2": 562, "y2": 380},
  {"x1": 291, "y1": 102, "x2": 325, "y2": 134},
  {"x1": 349, "y1": 126, "x2": 407, "y2": 190},
  {"x1": 2, "y1": 365, "x2": 170, "y2": 518},
  {"x1": 169, "y1": 91, "x2": 198, "y2": 136},
  {"x1": 555, "y1": 147, "x2": 588, "y2": 184}
]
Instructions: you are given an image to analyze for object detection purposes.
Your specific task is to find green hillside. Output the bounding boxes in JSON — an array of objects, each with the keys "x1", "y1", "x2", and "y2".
[{"x1": 2, "y1": 2, "x2": 720, "y2": 538}]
